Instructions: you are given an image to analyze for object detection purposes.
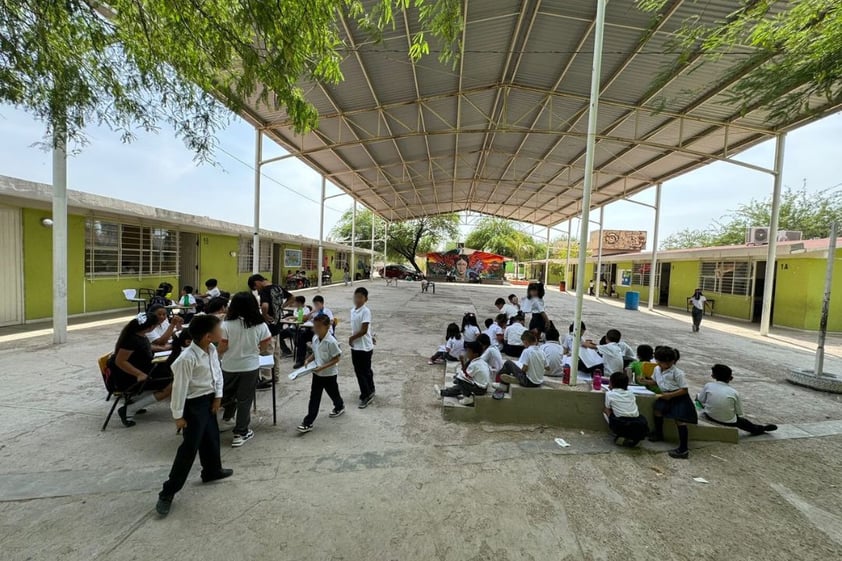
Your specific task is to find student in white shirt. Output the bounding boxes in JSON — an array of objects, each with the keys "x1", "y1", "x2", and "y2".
[
  {"x1": 647, "y1": 346, "x2": 698, "y2": 459},
  {"x1": 293, "y1": 295, "x2": 335, "y2": 368},
  {"x1": 176, "y1": 285, "x2": 198, "y2": 312},
  {"x1": 697, "y1": 364, "x2": 777, "y2": 435},
  {"x1": 428, "y1": 323, "x2": 464, "y2": 364},
  {"x1": 540, "y1": 326, "x2": 565, "y2": 377},
  {"x1": 156, "y1": 314, "x2": 232, "y2": 517},
  {"x1": 483, "y1": 318, "x2": 501, "y2": 350},
  {"x1": 562, "y1": 321, "x2": 587, "y2": 356},
  {"x1": 523, "y1": 282, "x2": 549, "y2": 336},
  {"x1": 436, "y1": 341, "x2": 490, "y2": 406},
  {"x1": 349, "y1": 287, "x2": 376, "y2": 409},
  {"x1": 146, "y1": 304, "x2": 183, "y2": 351},
  {"x1": 502, "y1": 314, "x2": 527, "y2": 357},
  {"x1": 477, "y1": 333, "x2": 504, "y2": 376},
  {"x1": 201, "y1": 278, "x2": 222, "y2": 299},
  {"x1": 583, "y1": 329, "x2": 636, "y2": 374},
  {"x1": 297, "y1": 315, "x2": 346, "y2": 433},
  {"x1": 494, "y1": 298, "x2": 519, "y2": 321},
  {"x1": 689, "y1": 288, "x2": 707, "y2": 332},
  {"x1": 218, "y1": 292, "x2": 272, "y2": 447},
  {"x1": 603, "y1": 371, "x2": 649, "y2": 447},
  {"x1": 462, "y1": 313, "x2": 481, "y2": 343},
  {"x1": 489, "y1": 314, "x2": 507, "y2": 350},
  {"x1": 493, "y1": 331, "x2": 547, "y2": 393}
]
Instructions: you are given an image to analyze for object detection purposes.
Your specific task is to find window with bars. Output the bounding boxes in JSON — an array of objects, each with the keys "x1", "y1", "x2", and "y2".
[
  {"x1": 301, "y1": 246, "x2": 318, "y2": 270},
  {"x1": 334, "y1": 251, "x2": 348, "y2": 271},
  {"x1": 699, "y1": 261, "x2": 751, "y2": 295},
  {"x1": 630, "y1": 262, "x2": 659, "y2": 286},
  {"x1": 85, "y1": 220, "x2": 179, "y2": 277},
  {"x1": 237, "y1": 238, "x2": 273, "y2": 273}
]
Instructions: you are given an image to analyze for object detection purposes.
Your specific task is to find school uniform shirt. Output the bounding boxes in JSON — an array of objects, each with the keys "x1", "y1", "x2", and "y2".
[
  {"x1": 596, "y1": 341, "x2": 636, "y2": 375},
  {"x1": 309, "y1": 306, "x2": 336, "y2": 334},
  {"x1": 462, "y1": 324, "x2": 480, "y2": 343},
  {"x1": 206, "y1": 286, "x2": 221, "y2": 298},
  {"x1": 517, "y1": 346, "x2": 548, "y2": 385},
  {"x1": 460, "y1": 357, "x2": 491, "y2": 389},
  {"x1": 311, "y1": 332, "x2": 342, "y2": 377},
  {"x1": 605, "y1": 388, "x2": 640, "y2": 418},
  {"x1": 480, "y1": 345, "x2": 504, "y2": 375},
  {"x1": 146, "y1": 320, "x2": 171, "y2": 343},
  {"x1": 220, "y1": 319, "x2": 272, "y2": 372},
  {"x1": 501, "y1": 303, "x2": 519, "y2": 319},
  {"x1": 505, "y1": 323, "x2": 527, "y2": 346},
  {"x1": 562, "y1": 333, "x2": 585, "y2": 354},
  {"x1": 350, "y1": 304, "x2": 374, "y2": 351},
  {"x1": 170, "y1": 343, "x2": 224, "y2": 419},
  {"x1": 691, "y1": 295, "x2": 707, "y2": 310},
  {"x1": 178, "y1": 294, "x2": 197, "y2": 309},
  {"x1": 445, "y1": 337, "x2": 464, "y2": 358},
  {"x1": 540, "y1": 341, "x2": 565, "y2": 377},
  {"x1": 484, "y1": 324, "x2": 504, "y2": 349},
  {"x1": 654, "y1": 365, "x2": 689, "y2": 393},
  {"x1": 523, "y1": 297, "x2": 545, "y2": 315},
  {"x1": 697, "y1": 381, "x2": 742, "y2": 424}
]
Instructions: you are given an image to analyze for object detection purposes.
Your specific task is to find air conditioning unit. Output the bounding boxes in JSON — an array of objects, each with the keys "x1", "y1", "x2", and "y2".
[{"x1": 746, "y1": 227, "x2": 803, "y2": 245}]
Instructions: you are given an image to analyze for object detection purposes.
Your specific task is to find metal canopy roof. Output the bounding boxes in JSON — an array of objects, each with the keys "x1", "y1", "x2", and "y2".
[{"x1": 237, "y1": 0, "x2": 840, "y2": 227}]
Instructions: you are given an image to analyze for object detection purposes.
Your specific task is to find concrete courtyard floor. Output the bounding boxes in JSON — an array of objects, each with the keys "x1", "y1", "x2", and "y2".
[{"x1": 2, "y1": 282, "x2": 842, "y2": 561}]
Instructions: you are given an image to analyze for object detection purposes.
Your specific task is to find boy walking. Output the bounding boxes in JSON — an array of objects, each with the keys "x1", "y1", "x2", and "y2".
[
  {"x1": 156, "y1": 314, "x2": 233, "y2": 517},
  {"x1": 349, "y1": 287, "x2": 375, "y2": 408},
  {"x1": 297, "y1": 315, "x2": 345, "y2": 433}
]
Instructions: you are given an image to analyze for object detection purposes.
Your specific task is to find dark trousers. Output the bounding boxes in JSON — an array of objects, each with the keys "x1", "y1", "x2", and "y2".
[
  {"x1": 502, "y1": 344, "x2": 524, "y2": 357},
  {"x1": 303, "y1": 375, "x2": 344, "y2": 425},
  {"x1": 430, "y1": 350, "x2": 459, "y2": 362},
  {"x1": 498, "y1": 360, "x2": 541, "y2": 387},
  {"x1": 221, "y1": 369, "x2": 258, "y2": 435},
  {"x1": 160, "y1": 393, "x2": 222, "y2": 499},
  {"x1": 704, "y1": 413, "x2": 768, "y2": 434},
  {"x1": 608, "y1": 414, "x2": 649, "y2": 442},
  {"x1": 295, "y1": 328, "x2": 314, "y2": 363},
  {"x1": 440, "y1": 377, "x2": 487, "y2": 398},
  {"x1": 692, "y1": 307, "x2": 704, "y2": 329},
  {"x1": 276, "y1": 328, "x2": 294, "y2": 354},
  {"x1": 352, "y1": 350, "x2": 375, "y2": 400}
]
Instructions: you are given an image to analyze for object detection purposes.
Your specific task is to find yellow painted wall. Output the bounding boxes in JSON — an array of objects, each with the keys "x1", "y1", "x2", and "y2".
[
  {"x1": 775, "y1": 250, "x2": 842, "y2": 331},
  {"x1": 668, "y1": 261, "x2": 699, "y2": 309}
]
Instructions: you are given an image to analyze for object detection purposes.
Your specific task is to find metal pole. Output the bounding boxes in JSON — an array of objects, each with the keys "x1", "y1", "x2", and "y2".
[
  {"x1": 814, "y1": 221, "x2": 837, "y2": 376},
  {"x1": 596, "y1": 205, "x2": 604, "y2": 298},
  {"x1": 570, "y1": 0, "x2": 607, "y2": 385},
  {"x1": 760, "y1": 133, "x2": 786, "y2": 336},
  {"x1": 351, "y1": 200, "x2": 357, "y2": 285},
  {"x1": 52, "y1": 127, "x2": 68, "y2": 344},
  {"x1": 565, "y1": 218, "x2": 572, "y2": 289},
  {"x1": 370, "y1": 217, "x2": 375, "y2": 280},
  {"x1": 383, "y1": 220, "x2": 389, "y2": 267},
  {"x1": 544, "y1": 226, "x2": 551, "y2": 285},
  {"x1": 647, "y1": 182, "x2": 662, "y2": 311},
  {"x1": 318, "y1": 176, "x2": 326, "y2": 289},
  {"x1": 252, "y1": 129, "x2": 262, "y2": 274}
]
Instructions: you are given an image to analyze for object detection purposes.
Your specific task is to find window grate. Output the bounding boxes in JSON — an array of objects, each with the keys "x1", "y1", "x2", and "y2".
[
  {"x1": 699, "y1": 261, "x2": 751, "y2": 295},
  {"x1": 85, "y1": 219, "x2": 179, "y2": 278},
  {"x1": 238, "y1": 238, "x2": 273, "y2": 273}
]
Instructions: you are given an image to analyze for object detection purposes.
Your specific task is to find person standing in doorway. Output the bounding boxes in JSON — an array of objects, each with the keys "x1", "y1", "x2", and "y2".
[
  {"x1": 690, "y1": 288, "x2": 707, "y2": 332},
  {"x1": 349, "y1": 287, "x2": 375, "y2": 409}
]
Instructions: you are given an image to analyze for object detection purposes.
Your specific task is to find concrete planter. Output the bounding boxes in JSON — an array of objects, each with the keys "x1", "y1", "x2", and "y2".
[{"x1": 786, "y1": 369, "x2": 842, "y2": 394}]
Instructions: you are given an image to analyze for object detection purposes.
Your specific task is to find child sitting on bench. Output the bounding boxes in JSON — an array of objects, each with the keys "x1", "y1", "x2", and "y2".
[
  {"x1": 603, "y1": 371, "x2": 649, "y2": 447},
  {"x1": 493, "y1": 331, "x2": 547, "y2": 393},
  {"x1": 502, "y1": 313, "x2": 527, "y2": 357},
  {"x1": 428, "y1": 323, "x2": 464, "y2": 364},
  {"x1": 435, "y1": 341, "x2": 490, "y2": 406},
  {"x1": 697, "y1": 364, "x2": 777, "y2": 436}
]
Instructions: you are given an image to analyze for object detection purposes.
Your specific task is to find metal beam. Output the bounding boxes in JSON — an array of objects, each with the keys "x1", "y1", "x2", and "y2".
[{"x1": 760, "y1": 133, "x2": 787, "y2": 336}]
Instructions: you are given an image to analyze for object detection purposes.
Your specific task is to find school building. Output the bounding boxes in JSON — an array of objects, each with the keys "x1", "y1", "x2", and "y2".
[
  {"x1": 542, "y1": 238, "x2": 842, "y2": 332},
  {"x1": 0, "y1": 175, "x2": 371, "y2": 326}
]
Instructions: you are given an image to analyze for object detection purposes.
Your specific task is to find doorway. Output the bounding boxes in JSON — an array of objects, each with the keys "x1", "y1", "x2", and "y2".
[
  {"x1": 179, "y1": 232, "x2": 199, "y2": 289},
  {"x1": 752, "y1": 261, "x2": 776, "y2": 323},
  {"x1": 0, "y1": 206, "x2": 24, "y2": 326},
  {"x1": 569, "y1": 265, "x2": 577, "y2": 291},
  {"x1": 659, "y1": 262, "x2": 671, "y2": 306}
]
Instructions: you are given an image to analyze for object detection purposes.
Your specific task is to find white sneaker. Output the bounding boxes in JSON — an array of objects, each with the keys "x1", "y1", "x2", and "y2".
[
  {"x1": 492, "y1": 382, "x2": 508, "y2": 391},
  {"x1": 458, "y1": 396, "x2": 475, "y2": 406},
  {"x1": 220, "y1": 418, "x2": 236, "y2": 432},
  {"x1": 231, "y1": 429, "x2": 254, "y2": 448},
  {"x1": 434, "y1": 384, "x2": 442, "y2": 398}
]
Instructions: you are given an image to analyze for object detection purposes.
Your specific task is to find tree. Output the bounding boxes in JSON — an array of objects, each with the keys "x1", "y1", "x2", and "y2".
[
  {"x1": 464, "y1": 217, "x2": 520, "y2": 256},
  {"x1": 660, "y1": 186, "x2": 842, "y2": 249},
  {"x1": 637, "y1": 0, "x2": 842, "y2": 123},
  {"x1": 330, "y1": 208, "x2": 459, "y2": 272},
  {"x1": 0, "y1": 1, "x2": 462, "y2": 157}
]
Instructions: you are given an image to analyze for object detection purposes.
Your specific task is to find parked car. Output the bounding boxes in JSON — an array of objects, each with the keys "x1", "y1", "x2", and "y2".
[{"x1": 379, "y1": 264, "x2": 422, "y2": 280}]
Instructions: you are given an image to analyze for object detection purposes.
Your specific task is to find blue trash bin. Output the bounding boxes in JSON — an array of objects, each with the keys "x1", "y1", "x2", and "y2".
[{"x1": 624, "y1": 291, "x2": 640, "y2": 310}]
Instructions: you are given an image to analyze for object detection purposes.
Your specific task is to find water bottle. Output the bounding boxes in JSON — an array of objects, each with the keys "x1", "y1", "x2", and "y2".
[
  {"x1": 592, "y1": 368, "x2": 603, "y2": 391},
  {"x1": 297, "y1": 307, "x2": 304, "y2": 323},
  {"x1": 562, "y1": 364, "x2": 571, "y2": 385}
]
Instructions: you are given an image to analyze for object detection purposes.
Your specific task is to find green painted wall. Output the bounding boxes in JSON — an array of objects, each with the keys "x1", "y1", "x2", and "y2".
[{"x1": 775, "y1": 250, "x2": 842, "y2": 331}]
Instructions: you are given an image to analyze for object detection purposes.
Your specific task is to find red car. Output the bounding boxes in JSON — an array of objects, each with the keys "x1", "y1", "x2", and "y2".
[{"x1": 379, "y1": 264, "x2": 422, "y2": 280}]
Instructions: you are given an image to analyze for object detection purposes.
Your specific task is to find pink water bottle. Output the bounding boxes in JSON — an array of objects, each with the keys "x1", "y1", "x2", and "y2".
[
  {"x1": 592, "y1": 368, "x2": 602, "y2": 391},
  {"x1": 562, "y1": 364, "x2": 571, "y2": 385}
]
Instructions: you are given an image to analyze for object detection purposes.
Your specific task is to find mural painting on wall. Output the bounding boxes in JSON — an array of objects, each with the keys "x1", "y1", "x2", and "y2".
[
  {"x1": 284, "y1": 249, "x2": 302, "y2": 268},
  {"x1": 426, "y1": 250, "x2": 505, "y2": 282},
  {"x1": 590, "y1": 230, "x2": 648, "y2": 252}
]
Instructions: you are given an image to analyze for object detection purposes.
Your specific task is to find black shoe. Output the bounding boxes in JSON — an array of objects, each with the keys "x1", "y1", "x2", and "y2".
[
  {"x1": 296, "y1": 424, "x2": 313, "y2": 433},
  {"x1": 156, "y1": 496, "x2": 173, "y2": 517},
  {"x1": 201, "y1": 468, "x2": 234, "y2": 483},
  {"x1": 256, "y1": 380, "x2": 273, "y2": 391},
  {"x1": 358, "y1": 394, "x2": 374, "y2": 409},
  {"x1": 623, "y1": 439, "x2": 641, "y2": 448},
  {"x1": 647, "y1": 432, "x2": 664, "y2": 442},
  {"x1": 118, "y1": 405, "x2": 136, "y2": 427},
  {"x1": 764, "y1": 424, "x2": 778, "y2": 432},
  {"x1": 329, "y1": 407, "x2": 345, "y2": 418},
  {"x1": 668, "y1": 448, "x2": 689, "y2": 459}
]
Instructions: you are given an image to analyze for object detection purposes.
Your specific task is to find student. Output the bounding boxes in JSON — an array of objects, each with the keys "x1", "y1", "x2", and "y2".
[
  {"x1": 248, "y1": 274, "x2": 294, "y2": 391},
  {"x1": 477, "y1": 333, "x2": 504, "y2": 377},
  {"x1": 428, "y1": 323, "x2": 464, "y2": 364},
  {"x1": 275, "y1": 295, "x2": 305, "y2": 363},
  {"x1": 588, "y1": 279, "x2": 595, "y2": 296},
  {"x1": 502, "y1": 313, "x2": 527, "y2": 357},
  {"x1": 205, "y1": 296, "x2": 229, "y2": 320},
  {"x1": 349, "y1": 287, "x2": 376, "y2": 409},
  {"x1": 484, "y1": 315, "x2": 506, "y2": 350},
  {"x1": 689, "y1": 288, "x2": 707, "y2": 332},
  {"x1": 109, "y1": 312, "x2": 174, "y2": 427},
  {"x1": 562, "y1": 322, "x2": 586, "y2": 356},
  {"x1": 646, "y1": 346, "x2": 697, "y2": 459},
  {"x1": 494, "y1": 298, "x2": 519, "y2": 321},
  {"x1": 435, "y1": 341, "x2": 490, "y2": 406},
  {"x1": 177, "y1": 286, "x2": 197, "y2": 311},
  {"x1": 293, "y1": 295, "x2": 334, "y2": 369},
  {"x1": 603, "y1": 371, "x2": 649, "y2": 447},
  {"x1": 297, "y1": 315, "x2": 345, "y2": 433},
  {"x1": 462, "y1": 313, "x2": 480, "y2": 343},
  {"x1": 508, "y1": 294, "x2": 520, "y2": 310},
  {"x1": 201, "y1": 278, "x2": 221, "y2": 299},
  {"x1": 630, "y1": 344, "x2": 658, "y2": 389},
  {"x1": 494, "y1": 331, "x2": 547, "y2": 392},
  {"x1": 218, "y1": 292, "x2": 272, "y2": 447},
  {"x1": 146, "y1": 304, "x2": 183, "y2": 351},
  {"x1": 523, "y1": 282, "x2": 549, "y2": 336},
  {"x1": 697, "y1": 364, "x2": 777, "y2": 435},
  {"x1": 156, "y1": 314, "x2": 232, "y2": 517},
  {"x1": 540, "y1": 326, "x2": 565, "y2": 377},
  {"x1": 583, "y1": 329, "x2": 635, "y2": 375}
]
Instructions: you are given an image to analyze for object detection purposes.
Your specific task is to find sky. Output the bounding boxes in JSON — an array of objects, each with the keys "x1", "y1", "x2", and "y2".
[{"x1": 0, "y1": 103, "x2": 840, "y2": 250}]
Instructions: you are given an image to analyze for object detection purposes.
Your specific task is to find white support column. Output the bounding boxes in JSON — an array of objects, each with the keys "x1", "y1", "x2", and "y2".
[
  {"x1": 351, "y1": 200, "x2": 357, "y2": 285},
  {"x1": 544, "y1": 226, "x2": 551, "y2": 285},
  {"x1": 647, "y1": 182, "x2": 662, "y2": 311},
  {"x1": 565, "y1": 218, "x2": 572, "y2": 289},
  {"x1": 52, "y1": 128, "x2": 68, "y2": 344},
  {"x1": 760, "y1": 133, "x2": 787, "y2": 336},
  {"x1": 318, "y1": 176, "x2": 326, "y2": 289},
  {"x1": 570, "y1": 0, "x2": 607, "y2": 385},
  {"x1": 370, "y1": 218, "x2": 375, "y2": 280},
  {"x1": 596, "y1": 206, "x2": 604, "y2": 298},
  {"x1": 252, "y1": 129, "x2": 262, "y2": 275}
]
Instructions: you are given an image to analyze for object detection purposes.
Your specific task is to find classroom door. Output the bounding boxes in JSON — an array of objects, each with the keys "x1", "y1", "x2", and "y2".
[
  {"x1": 569, "y1": 265, "x2": 577, "y2": 291},
  {"x1": 179, "y1": 232, "x2": 199, "y2": 289},
  {"x1": 752, "y1": 261, "x2": 776, "y2": 323},
  {"x1": 0, "y1": 206, "x2": 24, "y2": 326},
  {"x1": 659, "y1": 262, "x2": 671, "y2": 306}
]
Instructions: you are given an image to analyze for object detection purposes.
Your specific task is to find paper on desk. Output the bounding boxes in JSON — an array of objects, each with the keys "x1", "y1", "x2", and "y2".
[
  {"x1": 288, "y1": 363, "x2": 318, "y2": 380},
  {"x1": 154, "y1": 351, "x2": 172, "y2": 358},
  {"x1": 258, "y1": 355, "x2": 274, "y2": 368}
]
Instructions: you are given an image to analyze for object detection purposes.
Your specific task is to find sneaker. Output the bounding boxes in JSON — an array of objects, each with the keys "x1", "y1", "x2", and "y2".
[
  {"x1": 358, "y1": 394, "x2": 374, "y2": 409},
  {"x1": 296, "y1": 424, "x2": 314, "y2": 433},
  {"x1": 256, "y1": 380, "x2": 273, "y2": 391},
  {"x1": 201, "y1": 468, "x2": 234, "y2": 483},
  {"x1": 156, "y1": 496, "x2": 173, "y2": 517},
  {"x1": 647, "y1": 432, "x2": 664, "y2": 442},
  {"x1": 231, "y1": 430, "x2": 254, "y2": 448},
  {"x1": 458, "y1": 396, "x2": 475, "y2": 406},
  {"x1": 491, "y1": 382, "x2": 508, "y2": 392},
  {"x1": 220, "y1": 418, "x2": 236, "y2": 432},
  {"x1": 764, "y1": 424, "x2": 778, "y2": 432},
  {"x1": 668, "y1": 448, "x2": 689, "y2": 459},
  {"x1": 433, "y1": 384, "x2": 442, "y2": 398},
  {"x1": 500, "y1": 374, "x2": 519, "y2": 386},
  {"x1": 329, "y1": 407, "x2": 345, "y2": 418}
]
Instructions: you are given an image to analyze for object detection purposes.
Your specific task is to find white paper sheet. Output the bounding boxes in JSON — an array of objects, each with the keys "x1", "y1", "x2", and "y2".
[
  {"x1": 258, "y1": 355, "x2": 275, "y2": 368},
  {"x1": 288, "y1": 363, "x2": 318, "y2": 380}
]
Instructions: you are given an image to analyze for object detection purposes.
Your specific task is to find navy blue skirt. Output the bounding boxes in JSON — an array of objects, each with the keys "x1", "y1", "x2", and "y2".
[{"x1": 654, "y1": 393, "x2": 698, "y2": 424}]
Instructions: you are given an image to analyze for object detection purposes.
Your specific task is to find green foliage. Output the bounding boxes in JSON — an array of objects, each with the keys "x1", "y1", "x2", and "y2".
[
  {"x1": 0, "y1": 0, "x2": 462, "y2": 158},
  {"x1": 637, "y1": 0, "x2": 842, "y2": 123},
  {"x1": 660, "y1": 187, "x2": 842, "y2": 249},
  {"x1": 330, "y1": 208, "x2": 459, "y2": 271}
]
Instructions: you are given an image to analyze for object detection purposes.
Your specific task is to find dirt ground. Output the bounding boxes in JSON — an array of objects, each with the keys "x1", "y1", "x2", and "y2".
[{"x1": 2, "y1": 282, "x2": 842, "y2": 561}]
